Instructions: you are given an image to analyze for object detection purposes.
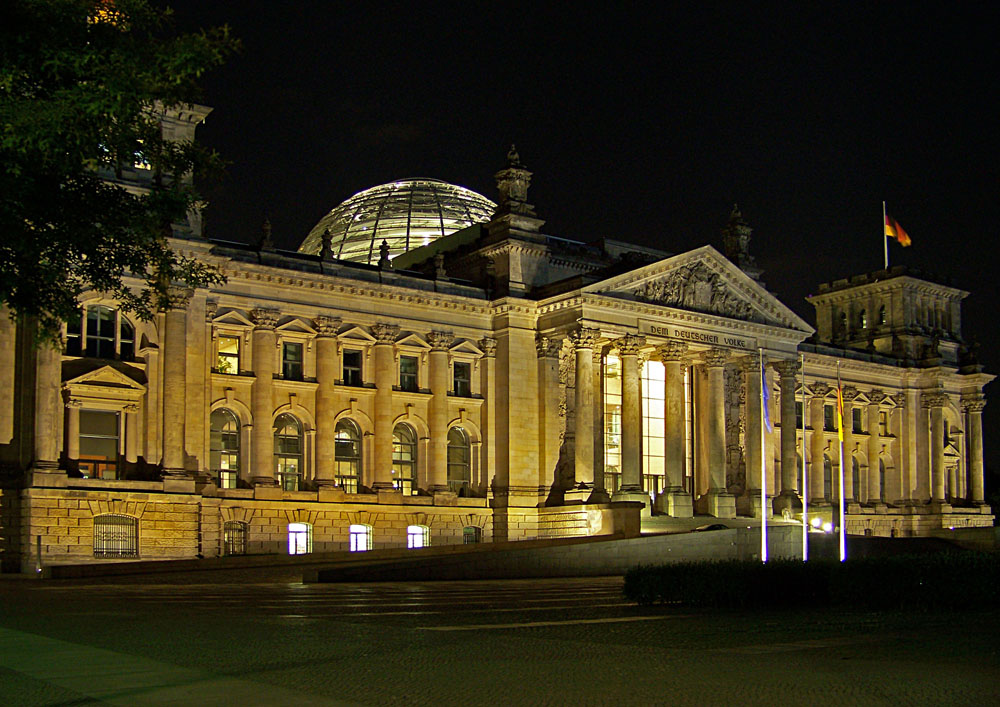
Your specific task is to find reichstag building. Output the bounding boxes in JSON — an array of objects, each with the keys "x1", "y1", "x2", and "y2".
[{"x1": 0, "y1": 107, "x2": 992, "y2": 570}]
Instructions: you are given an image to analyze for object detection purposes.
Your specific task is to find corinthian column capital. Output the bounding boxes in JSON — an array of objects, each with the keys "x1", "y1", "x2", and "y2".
[
  {"x1": 250, "y1": 307, "x2": 279, "y2": 329},
  {"x1": 657, "y1": 340, "x2": 688, "y2": 362},
  {"x1": 427, "y1": 330, "x2": 454, "y2": 351},
  {"x1": 478, "y1": 337, "x2": 497, "y2": 358},
  {"x1": 536, "y1": 335, "x2": 562, "y2": 358},
  {"x1": 371, "y1": 322, "x2": 400, "y2": 344},
  {"x1": 314, "y1": 315, "x2": 342, "y2": 337},
  {"x1": 569, "y1": 326, "x2": 600, "y2": 350},
  {"x1": 615, "y1": 334, "x2": 646, "y2": 356},
  {"x1": 703, "y1": 347, "x2": 728, "y2": 368},
  {"x1": 962, "y1": 394, "x2": 987, "y2": 413},
  {"x1": 771, "y1": 358, "x2": 801, "y2": 379}
]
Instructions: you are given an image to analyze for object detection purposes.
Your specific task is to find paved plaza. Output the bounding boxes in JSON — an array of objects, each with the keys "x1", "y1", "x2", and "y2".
[{"x1": 1, "y1": 571, "x2": 998, "y2": 705}]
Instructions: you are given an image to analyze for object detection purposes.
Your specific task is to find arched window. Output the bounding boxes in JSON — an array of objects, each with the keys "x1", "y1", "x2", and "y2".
[
  {"x1": 838, "y1": 311, "x2": 848, "y2": 336},
  {"x1": 447, "y1": 426, "x2": 471, "y2": 494},
  {"x1": 334, "y1": 419, "x2": 362, "y2": 493},
  {"x1": 349, "y1": 524, "x2": 372, "y2": 552},
  {"x1": 210, "y1": 409, "x2": 240, "y2": 488},
  {"x1": 878, "y1": 304, "x2": 887, "y2": 325},
  {"x1": 223, "y1": 520, "x2": 248, "y2": 555},
  {"x1": 93, "y1": 514, "x2": 138, "y2": 558},
  {"x1": 407, "y1": 524, "x2": 430, "y2": 549},
  {"x1": 65, "y1": 305, "x2": 135, "y2": 361},
  {"x1": 392, "y1": 423, "x2": 417, "y2": 495},
  {"x1": 859, "y1": 310, "x2": 867, "y2": 329},
  {"x1": 823, "y1": 455, "x2": 833, "y2": 501},
  {"x1": 274, "y1": 414, "x2": 303, "y2": 491},
  {"x1": 287, "y1": 522, "x2": 312, "y2": 555},
  {"x1": 851, "y1": 456, "x2": 861, "y2": 501},
  {"x1": 878, "y1": 458, "x2": 887, "y2": 502}
]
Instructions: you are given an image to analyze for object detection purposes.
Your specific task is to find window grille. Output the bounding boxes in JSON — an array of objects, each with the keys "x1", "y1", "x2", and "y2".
[
  {"x1": 223, "y1": 521, "x2": 248, "y2": 555},
  {"x1": 93, "y1": 514, "x2": 138, "y2": 558},
  {"x1": 463, "y1": 526, "x2": 482, "y2": 544}
]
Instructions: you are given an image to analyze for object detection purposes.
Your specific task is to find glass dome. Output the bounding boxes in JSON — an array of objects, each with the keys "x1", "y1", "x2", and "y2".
[{"x1": 298, "y1": 178, "x2": 496, "y2": 265}]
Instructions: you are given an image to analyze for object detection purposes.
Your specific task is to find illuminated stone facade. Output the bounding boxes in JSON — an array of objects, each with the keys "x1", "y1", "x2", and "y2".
[{"x1": 0, "y1": 114, "x2": 992, "y2": 571}]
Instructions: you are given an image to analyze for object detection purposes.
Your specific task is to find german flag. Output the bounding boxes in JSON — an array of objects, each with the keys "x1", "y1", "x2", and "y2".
[{"x1": 885, "y1": 214, "x2": 911, "y2": 247}]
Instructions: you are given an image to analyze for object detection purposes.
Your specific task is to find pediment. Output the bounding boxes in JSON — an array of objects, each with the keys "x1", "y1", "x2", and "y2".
[
  {"x1": 338, "y1": 326, "x2": 376, "y2": 344},
  {"x1": 212, "y1": 309, "x2": 254, "y2": 328},
  {"x1": 583, "y1": 246, "x2": 812, "y2": 332},
  {"x1": 450, "y1": 340, "x2": 484, "y2": 356},
  {"x1": 396, "y1": 333, "x2": 430, "y2": 349},
  {"x1": 63, "y1": 361, "x2": 146, "y2": 391},
  {"x1": 276, "y1": 317, "x2": 318, "y2": 336}
]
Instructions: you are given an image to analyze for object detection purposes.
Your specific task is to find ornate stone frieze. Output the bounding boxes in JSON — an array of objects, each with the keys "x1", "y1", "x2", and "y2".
[
  {"x1": 614, "y1": 333, "x2": 646, "y2": 356},
  {"x1": 478, "y1": 337, "x2": 497, "y2": 358},
  {"x1": 569, "y1": 326, "x2": 600, "y2": 350},
  {"x1": 371, "y1": 323, "x2": 400, "y2": 344},
  {"x1": 250, "y1": 307, "x2": 279, "y2": 329},
  {"x1": 633, "y1": 261, "x2": 761, "y2": 322},
  {"x1": 536, "y1": 335, "x2": 562, "y2": 359},
  {"x1": 427, "y1": 330, "x2": 455, "y2": 351},
  {"x1": 703, "y1": 347, "x2": 728, "y2": 368},
  {"x1": 656, "y1": 340, "x2": 688, "y2": 362},
  {"x1": 314, "y1": 315, "x2": 342, "y2": 337},
  {"x1": 961, "y1": 394, "x2": 987, "y2": 413}
]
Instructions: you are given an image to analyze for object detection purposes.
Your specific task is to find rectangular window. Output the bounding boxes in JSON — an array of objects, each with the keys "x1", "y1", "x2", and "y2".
[
  {"x1": 795, "y1": 401, "x2": 804, "y2": 429},
  {"x1": 217, "y1": 335, "x2": 240, "y2": 374},
  {"x1": 407, "y1": 525, "x2": 430, "y2": 549},
  {"x1": 453, "y1": 361, "x2": 471, "y2": 397},
  {"x1": 852, "y1": 407, "x2": 864, "y2": 434},
  {"x1": 399, "y1": 355, "x2": 418, "y2": 392},
  {"x1": 824, "y1": 403, "x2": 836, "y2": 431},
  {"x1": 223, "y1": 521, "x2": 248, "y2": 555},
  {"x1": 342, "y1": 349, "x2": 363, "y2": 386},
  {"x1": 604, "y1": 355, "x2": 622, "y2": 494},
  {"x1": 463, "y1": 526, "x2": 482, "y2": 544},
  {"x1": 79, "y1": 410, "x2": 120, "y2": 480},
  {"x1": 282, "y1": 342, "x2": 303, "y2": 381},
  {"x1": 879, "y1": 410, "x2": 890, "y2": 437},
  {"x1": 349, "y1": 524, "x2": 372, "y2": 552},
  {"x1": 640, "y1": 360, "x2": 665, "y2": 501}
]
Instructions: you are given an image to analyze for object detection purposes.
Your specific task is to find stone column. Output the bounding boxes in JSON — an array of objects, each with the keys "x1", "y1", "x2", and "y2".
[
  {"x1": 591, "y1": 347, "x2": 608, "y2": 503},
  {"x1": 537, "y1": 334, "x2": 563, "y2": 493},
  {"x1": 743, "y1": 353, "x2": 765, "y2": 518},
  {"x1": 372, "y1": 323, "x2": 400, "y2": 491},
  {"x1": 773, "y1": 359, "x2": 802, "y2": 514},
  {"x1": 841, "y1": 386, "x2": 858, "y2": 502},
  {"x1": 570, "y1": 327, "x2": 599, "y2": 493},
  {"x1": 125, "y1": 404, "x2": 139, "y2": 464},
  {"x1": 700, "y1": 348, "x2": 735, "y2": 517},
  {"x1": 65, "y1": 400, "x2": 81, "y2": 463},
  {"x1": 809, "y1": 383, "x2": 830, "y2": 503},
  {"x1": 313, "y1": 316, "x2": 340, "y2": 488},
  {"x1": 868, "y1": 391, "x2": 887, "y2": 503},
  {"x1": 611, "y1": 334, "x2": 645, "y2": 501},
  {"x1": 962, "y1": 394, "x2": 987, "y2": 505},
  {"x1": 427, "y1": 331, "x2": 454, "y2": 493},
  {"x1": 924, "y1": 391, "x2": 949, "y2": 504},
  {"x1": 250, "y1": 307, "x2": 279, "y2": 486},
  {"x1": 161, "y1": 288, "x2": 192, "y2": 478},
  {"x1": 0, "y1": 306, "x2": 15, "y2": 445},
  {"x1": 659, "y1": 341, "x2": 691, "y2": 516},
  {"x1": 478, "y1": 337, "x2": 497, "y2": 496}
]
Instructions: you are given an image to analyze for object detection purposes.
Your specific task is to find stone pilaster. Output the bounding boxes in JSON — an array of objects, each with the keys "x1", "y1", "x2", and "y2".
[
  {"x1": 65, "y1": 399, "x2": 82, "y2": 464},
  {"x1": 841, "y1": 386, "x2": 859, "y2": 502},
  {"x1": 161, "y1": 288, "x2": 192, "y2": 479},
  {"x1": 772, "y1": 359, "x2": 801, "y2": 515},
  {"x1": 537, "y1": 334, "x2": 563, "y2": 493},
  {"x1": 250, "y1": 307, "x2": 279, "y2": 487},
  {"x1": 478, "y1": 337, "x2": 497, "y2": 495},
  {"x1": 611, "y1": 334, "x2": 646, "y2": 503},
  {"x1": 868, "y1": 390, "x2": 888, "y2": 503},
  {"x1": 923, "y1": 390, "x2": 949, "y2": 506},
  {"x1": 427, "y1": 330, "x2": 454, "y2": 493},
  {"x1": 962, "y1": 394, "x2": 987, "y2": 505},
  {"x1": 570, "y1": 327, "x2": 600, "y2": 496},
  {"x1": 313, "y1": 316, "x2": 341, "y2": 487},
  {"x1": 809, "y1": 383, "x2": 831, "y2": 503},
  {"x1": 591, "y1": 347, "x2": 608, "y2": 503},
  {"x1": 371, "y1": 323, "x2": 400, "y2": 491},
  {"x1": 657, "y1": 341, "x2": 690, "y2": 516},
  {"x1": 700, "y1": 347, "x2": 735, "y2": 518},
  {"x1": 124, "y1": 403, "x2": 139, "y2": 464},
  {"x1": 0, "y1": 306, "x2": 14, "y2": 445}
]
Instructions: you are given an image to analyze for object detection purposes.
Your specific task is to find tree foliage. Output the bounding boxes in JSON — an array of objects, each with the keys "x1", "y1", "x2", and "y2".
[{"x1": 0, "y1": 0, "x2": 238, "y2": 341}]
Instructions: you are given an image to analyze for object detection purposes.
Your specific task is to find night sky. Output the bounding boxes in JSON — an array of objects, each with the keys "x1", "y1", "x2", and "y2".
[{"x1": 168, "y1": 3, "x2": 1000, "y2": 469}]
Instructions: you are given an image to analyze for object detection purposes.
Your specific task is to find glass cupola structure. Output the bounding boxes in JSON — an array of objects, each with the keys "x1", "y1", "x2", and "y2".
[{"x1": 298, "y1": 178, "x2": 496, "y2": 265}]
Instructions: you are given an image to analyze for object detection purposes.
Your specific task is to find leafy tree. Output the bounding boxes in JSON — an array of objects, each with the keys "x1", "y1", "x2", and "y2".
[{"x1": 0, "y1": 0, "x2": 238, "y2": 341}]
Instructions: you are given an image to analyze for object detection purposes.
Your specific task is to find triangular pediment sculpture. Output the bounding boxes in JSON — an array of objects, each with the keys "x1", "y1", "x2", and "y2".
[
  {"x1": 276, "y1": 317, "x2": 318, "y2": 336},
  {"x1": 450, "y1": 340, "x2": 484, "y2": 356},
  {"x1": 584, "y1": 246, "x2": 812, "y2": 332},
  {"x1": 212, "y1": 309, "x2": 255, "y2": 328},
  {"x1": 63, "y1": 361, "x2": 147, "y2": 390}
]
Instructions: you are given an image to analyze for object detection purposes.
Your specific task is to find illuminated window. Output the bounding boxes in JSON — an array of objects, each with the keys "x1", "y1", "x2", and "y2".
[
  {"x1": 641, "y1": 359, "x2": 665, "y2": 500},
  {"x1": 859, "y1": 310, "x2": 867, "y2": 329},
  {"x1": 223, "y1": 520, "x2": 248, "y2": 555},
  {"x1": 335, "y1": 419, "x2": 362, "y2": 493},
  {"x1": 407, "y1": 525, "x2": 430, "y2": 549},
  {"x1": 447, "y1": 427, "x2": 471, "y2": 493},
  {"x1": 878, "y1": 305, "x2": 887, "y2": 325},
  {"x1": 79, "y1": 410, "x2": 120, "y2": 480},
  {"x1": 217, "y1": 335, "x2": 240, "y2": 373},
  {"x1": 879, "y1": 410, "x2": 890, "y2": 437},
  {"x1": 453, "y1": 361, "x2": 472, "y2": 397},
  {"x1": 604, "y1": 355, "x2": 622, "y2": 493},
  {"x1": 210, "y1": 409, "x2": 240, "y2": 488},
  {"x1": 399, "y1": 355, "x2": 419, "y2": 391},
  {"x1": 93, "y1": 514, "x2": 138, "y2": 558},
  {"x1": 463, "y1": 526, "x2": 482, "y2": 544},
  {"x1": 349, "y1": 524, "x2": 372, "y2": 552},
  {"x1": 274, "y1": 413, "x2": 302, "y2": 491},
  {"x1": 287, "y1": 522, "x2": 312, "y2": 555},
  {"x1": 392, "y1": 423, "x2": 417, "y2": 495},
  {"x1": 342, "y1": 350, "x2": 363, "y2": 386},
  {"x1": 65, "y1": 305, "x2": 135, "y2": 361},
  {"x1": 282, "y1": 342, "x2": 303, "y2": 381}
]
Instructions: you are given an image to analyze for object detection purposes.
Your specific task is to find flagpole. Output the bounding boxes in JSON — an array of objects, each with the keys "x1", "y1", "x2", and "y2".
[
  {"x1": 882, "y1": 201, "x2": 889, "y2": 270},
  {"x1": 759, "y1": 348, "x2": 767, "y2": 563},
  {"x1": 837, "y1": 362, "x2": 847, "y2": 562},
  {"x1": 800, "y1": 352, "x2": 808, "y2": 562}
]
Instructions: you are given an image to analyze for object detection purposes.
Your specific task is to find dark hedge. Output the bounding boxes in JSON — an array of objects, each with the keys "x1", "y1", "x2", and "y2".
[{"x1": 623, "y1": 552, "x2": 1000, "y2": 610}]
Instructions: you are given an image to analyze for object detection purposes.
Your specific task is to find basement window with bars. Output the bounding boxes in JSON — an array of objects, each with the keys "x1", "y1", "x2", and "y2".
[
  {"x1": 93, "y1": 514, "x2": 139, "y2": 559},
  {"x1": 223, "y1": 520, "x2": 248, "y2": 556}
]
